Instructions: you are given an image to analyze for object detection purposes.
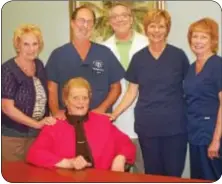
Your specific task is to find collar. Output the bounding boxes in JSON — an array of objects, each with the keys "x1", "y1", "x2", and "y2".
[
  {"x1": 115, "y1": 31, "x2": 134, "y2": 44},
  {"x1": 65, "y1": 110, "x2": 89, "y2": 125}
]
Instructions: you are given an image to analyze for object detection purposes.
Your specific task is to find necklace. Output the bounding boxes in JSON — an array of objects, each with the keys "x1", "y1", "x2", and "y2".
[{"x1": 15, "y1": 58, "x2": 36, "y2": 77}]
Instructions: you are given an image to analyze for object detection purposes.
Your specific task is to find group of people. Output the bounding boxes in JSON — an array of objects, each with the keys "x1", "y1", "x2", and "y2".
[{"x1": 1, "y1": 2, "x2": 222, "y2": 181}]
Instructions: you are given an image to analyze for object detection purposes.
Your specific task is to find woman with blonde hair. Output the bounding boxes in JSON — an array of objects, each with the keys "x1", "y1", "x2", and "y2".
[
  {"x1": 1, "y1": 24, "x2": 55, "y2": 161},
  {"x1": 110, "y1": 9, "x2": 190, "y2": 176},
  {"x1": 184, "y1": 18, "x2": 222, "y2": 180},
  {"x1": 26, "y1": 77, "x2": 135, "y2": 171}
]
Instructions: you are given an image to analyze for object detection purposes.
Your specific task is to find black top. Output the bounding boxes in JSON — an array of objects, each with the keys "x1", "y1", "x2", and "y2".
[{"x1": 65, "y1": 111, "x2": 94, "y2": 167}]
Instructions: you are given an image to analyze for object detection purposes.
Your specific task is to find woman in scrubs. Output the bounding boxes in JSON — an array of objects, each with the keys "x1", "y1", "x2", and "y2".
[
  {"x1": 184, "y1": 18, "x2": 222, "y2": 180},
  {"x1": 110, "y1": 9, "x2": 190, "y2": 177}
]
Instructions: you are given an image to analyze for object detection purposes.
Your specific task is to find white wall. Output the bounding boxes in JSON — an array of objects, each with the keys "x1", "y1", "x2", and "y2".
[
  {"x1": 1, "y1": 1, "x2": 221, "y2": 64},
  {"x1": 1, "y1": 1, "x2": 70, "y2": 64},
  {"x1": 167, "y1": 0, "x2": 222, "y2": 63},
  {"x1": 1, "y1": 0, "x2": 221, "y2": 179}
]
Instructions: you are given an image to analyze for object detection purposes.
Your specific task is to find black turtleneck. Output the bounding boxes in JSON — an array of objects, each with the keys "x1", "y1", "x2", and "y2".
[{"x1": 65, "y1": 111, "x2": 94, "y2": 167}]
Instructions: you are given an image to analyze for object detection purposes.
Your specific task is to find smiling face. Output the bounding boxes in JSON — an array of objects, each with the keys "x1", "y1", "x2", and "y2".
[
  {"x1": 109, "y1": 5, "x2": 133, "y2": 34},
  {"x1": 65, "y1": 87, "x2": 90, "y2": 116},
  {"x1": 190, "y1": 31, "x2": 212, "y2": 56},
  {"x1": 17, "y1": 33, "x2": 40, "y2": 61},
  {"x1": 71, "y1": 8, "x2": 94, "y2": 40},
  {"x1": 146, "y1": 18, "x2": 167, "y2": 44}
]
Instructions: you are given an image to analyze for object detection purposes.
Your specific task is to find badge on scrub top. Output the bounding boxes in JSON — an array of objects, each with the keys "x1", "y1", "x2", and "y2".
[{"x1": 92, "y1": 60, "x2": 104, "y2": 75}]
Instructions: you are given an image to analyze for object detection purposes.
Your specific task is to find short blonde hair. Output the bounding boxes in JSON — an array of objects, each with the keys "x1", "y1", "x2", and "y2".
[
  {"x1": 13, "y1": 24, "x2": 44, "y2": 53},
  {"x1": 62, "y1": 77, "x2": 92, "y2": 104},
  {"x1": 143, "y1": 9, "x2": 171, "y2": 37},
  {"x1": 187, "y1": 18, "x2": 219, "y2": 54}
]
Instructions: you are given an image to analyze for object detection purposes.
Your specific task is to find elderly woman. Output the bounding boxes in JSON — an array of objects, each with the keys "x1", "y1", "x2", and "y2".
[
  {"x1": 26, "y1": 77, "x2": 135, "y2": 171},
  {"x1": 184, "y1": 18, "x2": 222, "y2": 180},
  {"x1": 1, "y1": 24, "x2": 55, "y2": 161},
  {"x1": 111, "y1": 9, "x2": 190, "y2": 176}
]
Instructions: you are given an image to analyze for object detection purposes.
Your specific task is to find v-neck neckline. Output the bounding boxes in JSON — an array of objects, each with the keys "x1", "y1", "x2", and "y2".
[
  {"x1": 71, "y1": 42, "x2": 93, "y2": 63},
  {"x1": 194, "y1": 54, "x2": 215, "y2": 76},
  {"x1": 13, "y1": 58, "x2": 37, "y2": 78},
  {"x1": 148, "y1": 44, "x2": 168, "y2": 62}
]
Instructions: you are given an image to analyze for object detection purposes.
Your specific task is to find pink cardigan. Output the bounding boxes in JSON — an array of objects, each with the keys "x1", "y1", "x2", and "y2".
[{"x1": 26, "y1": 112, "x2": 136, "y2": 170}]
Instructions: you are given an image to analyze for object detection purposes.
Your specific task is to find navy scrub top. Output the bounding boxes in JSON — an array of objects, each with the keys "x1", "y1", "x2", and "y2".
[
  {"x1": 184, "y1": 55, "x2": 222, "y2": 145},
  {"x1": 46, "y1": 42, "x2": 125, "y2": 112},
  {"x1": 125, "y1": 44, "x2": 190, "y2": 137}
]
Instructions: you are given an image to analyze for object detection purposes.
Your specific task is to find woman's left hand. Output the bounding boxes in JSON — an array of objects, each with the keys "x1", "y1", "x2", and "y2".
[
  {"x1": 40, "y1": 116, "x2": 56, "y2": 126},
  {"x1": 208, "y1": 139, "x2": 220, "y2": 159},
  {"x1": 111, "y1": 155, "x2": 126, "y2": 172}
]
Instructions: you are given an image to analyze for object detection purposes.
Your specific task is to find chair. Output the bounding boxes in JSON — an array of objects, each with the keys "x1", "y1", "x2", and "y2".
[{"x1": 124, "y1": 163, "x2": 132, "y2": 172}]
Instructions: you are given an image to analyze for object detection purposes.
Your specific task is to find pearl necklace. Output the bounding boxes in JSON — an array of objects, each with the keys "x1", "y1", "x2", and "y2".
[{"x1": 15, "y1": 58, "x2": 36, "y2": 77}]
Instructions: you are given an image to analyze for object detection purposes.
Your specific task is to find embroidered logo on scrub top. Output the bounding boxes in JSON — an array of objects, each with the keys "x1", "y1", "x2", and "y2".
[
  {"x1": 92, "y1": 60, "x2": 104, "y2": 75},
  {"x1": 204, "y1": 116, "x2": 210, "y2": 120}
]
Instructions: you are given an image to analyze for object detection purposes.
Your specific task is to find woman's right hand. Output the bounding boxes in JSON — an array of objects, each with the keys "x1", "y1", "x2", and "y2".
[
  {"x1": 55, "y1": 156, "x2": 91, "y2": 169},
  {"x1": 106, "y1": 113, "x2": 117, "y2": 121},
  {"x1": 70, "y1": 155, "x2": 92, "y2": 170}
]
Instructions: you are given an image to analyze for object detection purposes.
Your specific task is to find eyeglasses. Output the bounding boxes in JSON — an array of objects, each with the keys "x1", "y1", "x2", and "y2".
[
  {"x1": 109, "y1": 13, "x2": 131, "y2": 21},
  {"x1": 75, "y1": 18, "x2": 94, "y2": 27}
]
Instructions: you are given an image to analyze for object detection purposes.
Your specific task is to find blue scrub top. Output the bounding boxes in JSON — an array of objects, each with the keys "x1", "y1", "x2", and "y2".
[
  {"x1": 46, "y1": 42, "x2": 124, "y2": 112},
  {"x1": 184, "y1": 55, "x2": 222, "y2": 145},
  {"x1": 125, "y1": 44, "x2": 190, "y2": 137}
]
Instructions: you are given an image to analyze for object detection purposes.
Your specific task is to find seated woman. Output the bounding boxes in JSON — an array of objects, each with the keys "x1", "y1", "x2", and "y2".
[{"x1": 26, "y1": 77, "x2": 136, "y2": 171}]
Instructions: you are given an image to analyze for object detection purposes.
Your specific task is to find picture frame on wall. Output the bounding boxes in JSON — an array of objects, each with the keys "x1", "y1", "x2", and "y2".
[{"x1": 69, "y1": 0, "x2": 165, "y2": 42}]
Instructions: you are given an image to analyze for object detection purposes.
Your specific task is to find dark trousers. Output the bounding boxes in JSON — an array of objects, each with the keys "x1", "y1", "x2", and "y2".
[
  {"x1": 138, "y1": 134, "x2": 187, "y2": 177},
  {"x1": 189, "y1": 144, "x2": 222, "y2": 181}
]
